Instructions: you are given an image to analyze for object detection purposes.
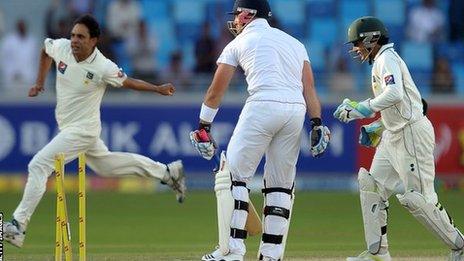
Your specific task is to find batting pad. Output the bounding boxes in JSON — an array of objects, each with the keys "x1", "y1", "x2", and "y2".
[
  {"x1": 259, "y1": 187, "x2": 294, "y2": 260},
  {"x1": 397, "y1": 191, "x2": 464, "y2": 250},
  {"x1": 358, "y1": 168, "x2": 386, "y2": 254},
  {"x1": 214, "y1": 151, "x2": 235, "y2": 255}
]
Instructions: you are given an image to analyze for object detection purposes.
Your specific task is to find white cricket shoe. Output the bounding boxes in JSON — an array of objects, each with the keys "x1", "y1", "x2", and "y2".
[
  {"x1": 201, "y1": 247, "x2": 244, "y2": 261},
  {"x1": 164, "y1": 160, "x2": 187, "y2": 203},
  {"x1": 450, "y1": 248, "x2": 464, "y2": 261},
  {"x1": 3, "y1": 219, "x2": 26, "y2": 248},
  {"x1": 347, "y1": 250, "x2": 391, "y2": 261}
]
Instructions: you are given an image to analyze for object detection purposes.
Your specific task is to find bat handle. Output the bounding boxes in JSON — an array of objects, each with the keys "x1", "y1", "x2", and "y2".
[{"x1": 212, "y1": 151, "x2": 221, "y2": 172}]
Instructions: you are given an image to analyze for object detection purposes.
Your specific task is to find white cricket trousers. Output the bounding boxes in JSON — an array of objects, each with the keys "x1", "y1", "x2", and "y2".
[
  {"x1": 13, "y1": 126, "x2": 169, "y2": 226},
  {"x1": 370, "y1": 116, "x2": 438, "y2": 203},
  {"x1": 227, "y1": 101, "x2": 306, "y2": 186},
  {"x1": 226, "y1": 101, "x2": 306, "y2": 258}
]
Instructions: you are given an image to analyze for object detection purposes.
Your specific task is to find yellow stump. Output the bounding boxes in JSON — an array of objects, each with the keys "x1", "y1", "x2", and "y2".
[
  {"x1": 78, "y1": 153, "x2": 86, "y2": 261},
  {"x1": 55, "y1": 185, "x2": 62, "y2": 261},
  {"x1": 55, "y1": 153, "x2": 72, "y2": 261}
]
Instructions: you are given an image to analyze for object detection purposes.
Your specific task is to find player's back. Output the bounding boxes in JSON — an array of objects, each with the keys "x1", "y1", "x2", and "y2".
[{"x1": 230, "y1": 19, "x2": 308, "y2": 104}]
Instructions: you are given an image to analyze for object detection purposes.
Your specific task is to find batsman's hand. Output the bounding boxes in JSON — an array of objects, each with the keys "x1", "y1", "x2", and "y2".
[
  {"x1": 157, "y1": 83, "x2": 175, "y2": 96},
  {"x1": 28, "y1": 84, "x2": 44, "y2": 97},
  {"x1": 333, "y1": 98, "x2": 374, "y2": 123},
  {"x1": 359, "y1": 120, "x2": 384, "y2": 148},
  {"x1": 190, "y1": 123, "x2": 217, "y2": 160},
  {"x1": 309, "y1": 118, "x2": 331, "y2": 157}
]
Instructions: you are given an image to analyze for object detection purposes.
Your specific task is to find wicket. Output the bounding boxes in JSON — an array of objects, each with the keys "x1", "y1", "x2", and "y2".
[{"x1": 54, "y1": 153, "x2": 86, "y2": 261}]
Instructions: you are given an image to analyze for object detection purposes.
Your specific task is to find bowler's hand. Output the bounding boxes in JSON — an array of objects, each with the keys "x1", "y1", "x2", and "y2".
[
  {"x1": 157, "y1": 83, "x2": 175, "y2": 96},
  {"x1": 28, "y1": 84, "x2": 44, "y2": 97}
]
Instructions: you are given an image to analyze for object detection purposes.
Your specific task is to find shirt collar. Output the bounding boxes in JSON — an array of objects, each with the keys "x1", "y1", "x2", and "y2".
[
  {"x1": 242, "y1": 18, "x2": 270, "y2": 34},
  {"x1": 373, "y1": 43, "x2": 394, "y2": 61},
  {"x1": 79, "y1": 47, "x2": 99, "y2": 64}
]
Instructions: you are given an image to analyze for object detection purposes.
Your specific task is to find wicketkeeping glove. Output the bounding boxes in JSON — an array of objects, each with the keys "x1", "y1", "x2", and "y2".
[
  {"x1": 190, "y1": 123, "x2": 217, "y2": 160},
  {"x1": 359, "y1": 120, "x2": 384, "y2": 148},
  {"x1": 309, "y1": 118, "x2": 331, "y2": 157},
  {"x1": 333, "y1": 98, "x2": 375, "y2": 123}
]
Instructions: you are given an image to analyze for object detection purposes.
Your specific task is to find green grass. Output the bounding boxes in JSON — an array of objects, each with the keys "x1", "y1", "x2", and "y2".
[{"x1": 1, "y1": 191, "x2": 463, "y2": 260}]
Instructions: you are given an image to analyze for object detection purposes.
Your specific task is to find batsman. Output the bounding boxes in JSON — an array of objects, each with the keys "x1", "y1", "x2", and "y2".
[
  {"x1": 334, "y1": 16, "x2": 464, "y2": 261},
  {"x1": 190, "y1": 0, "x2": 330, "y2": 260}
]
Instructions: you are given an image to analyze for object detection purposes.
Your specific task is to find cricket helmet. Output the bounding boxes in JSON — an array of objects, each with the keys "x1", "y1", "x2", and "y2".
[
  {"x1": 228, "y1": 0, "x2": 272, "y2": 19},
  {"x1": 346, "y1": 16, "x2": 389, "y2": 45},
  {"x1": 346, "y1": 16, "x2": 389, "y2": 63},
  {"x1": 227, "y1": 0, "x2": 272, "y2": 36}
]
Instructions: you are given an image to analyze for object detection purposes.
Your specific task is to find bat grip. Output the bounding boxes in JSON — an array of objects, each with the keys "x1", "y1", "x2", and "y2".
[{"x1": 212, "y1": 151, "x2": 221, "y2": 172}]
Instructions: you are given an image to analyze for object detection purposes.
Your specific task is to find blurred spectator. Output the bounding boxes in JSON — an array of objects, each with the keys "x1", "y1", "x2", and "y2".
[
  {"x1": 0, "y1": 8, "x2": 4, "y2": 38},
  {"x1": 70, "y1": 0, "x2": 93, "y2": 15},
  {"x1": 216, "y1": 26, "x2": 234, "y2": 55},
  {"x1": 51, "y1": 18, "x2": 71, "y2": 39},
  {"x1": 126, "y1": 20, "x2": 158, "y2": 81},
  {"x1": 106, "y1": 0, "x2": 141, "y2": 41},
  {"x1": 431, "y1": 57, "x2": 455, "y2": 94},
  {"x1": 407, "y1": 0, "x2": 445, "y2": 43},
  {"x1": 194, "y1": 22, "x2": 216, "y2": 73},
  {"x1": 449, "y1": 0, "x2": 464, "y2": 41},
  {"x1": 0, "y1": 20, "x2": 37, "y2": 92},
  {"x1": 45, "y1": 0, "x2": 74, "y2": 39},
  {"x1": 328, "y1": 57, "x2": 355, "y2": 95},
  {"x1": 163, "y1": 51, "x2": 192, "y2": 91},
  {"x1": 98, "y1": 28, "x2": 115, "y2": 62}
]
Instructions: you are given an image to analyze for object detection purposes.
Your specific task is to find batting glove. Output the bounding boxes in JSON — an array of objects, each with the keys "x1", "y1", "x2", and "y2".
[
  {"x1": 309, "y1": 118, "x2": 331, "y2": 157},
  {"x1": 190, "y1": 123, "x2": 217, "y2": 160},
  {"x1": 333, "y1": 98, "x2": 375, "y2": 123},
  {"x1": 359, "y1": 120, "x2": 384, "y2": 148}
]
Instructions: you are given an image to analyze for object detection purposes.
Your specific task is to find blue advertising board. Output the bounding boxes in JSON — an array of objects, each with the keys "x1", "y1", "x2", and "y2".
[{"x1": 0, "y1": 104, "x2": 356, "y2": 174}]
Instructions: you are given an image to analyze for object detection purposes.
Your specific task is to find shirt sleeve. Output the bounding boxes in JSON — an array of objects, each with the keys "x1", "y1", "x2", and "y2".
[
  {"x1": 369, "y1": 56, "x2": 404, "y2": 112},
  {"x1": 102, "y1": 59, "x2": 127, "y2": 88},
  {"x1": 216, "y1": 41, "x2": 238, "y2": 67},
  {"x1": 300, "y1": 43, "x2": 310, "y2": 63},
  {"x1": 44, "y1": 38, "x2": 69, "y2": 60}
]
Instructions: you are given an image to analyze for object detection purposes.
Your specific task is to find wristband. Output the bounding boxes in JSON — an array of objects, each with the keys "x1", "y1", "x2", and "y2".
[
  {"x1": 199, "y1": 122, "x2": 212, "y2": 132},
  {"x1": 310, "y1": 117, "x2": 322, "y2": 129},
  {"x1": 199, "y1": 103, "x2": 219, "y2": 123}
]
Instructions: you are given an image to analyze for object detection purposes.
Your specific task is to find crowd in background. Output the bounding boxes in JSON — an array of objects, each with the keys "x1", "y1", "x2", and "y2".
[{"x1": 0, "y1": 0, "x2": 463, "y2": 97}]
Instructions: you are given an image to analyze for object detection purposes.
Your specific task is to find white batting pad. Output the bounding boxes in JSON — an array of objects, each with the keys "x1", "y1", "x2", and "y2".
[
  {"x1": 397, "y1": 191, "x2": 464, "y2": 250},
  {"x1": 229, "y1": 183, "x2": 249, "y2": 255},
  {"x1": 358, "y1": 168, "x2": 385, "y2": 254},
  {"x1": 261, "y1": 191, "x2": 292, "y2": 259},
  {"x1": 214, "y1": 151, "x2": 234, "y2": 255}
]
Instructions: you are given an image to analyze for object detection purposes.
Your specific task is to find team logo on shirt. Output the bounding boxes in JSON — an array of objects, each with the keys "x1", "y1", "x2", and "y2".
[
  {"x1": 86, "y1": 72, "x2": 94, "y2": 80},
  {"x1": 384, "y1": 75, "x2": 395, "y2": 85},
  {"x1": 58, "y1": 61, "x2": 67, "y2": 74}
]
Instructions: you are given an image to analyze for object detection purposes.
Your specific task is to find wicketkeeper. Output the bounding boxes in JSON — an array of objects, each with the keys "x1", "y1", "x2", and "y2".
[
  {"x1": 190, "y1": 0, "x2": 330, "y2": 260},
  {"x1": 334, "y1": 16, "x2": 464, "y2": 261}
]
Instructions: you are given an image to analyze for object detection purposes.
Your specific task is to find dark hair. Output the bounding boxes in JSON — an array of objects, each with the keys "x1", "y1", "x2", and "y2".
[{"x1": 73, "y1": 14, "x2": 100, "y2": 38}]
